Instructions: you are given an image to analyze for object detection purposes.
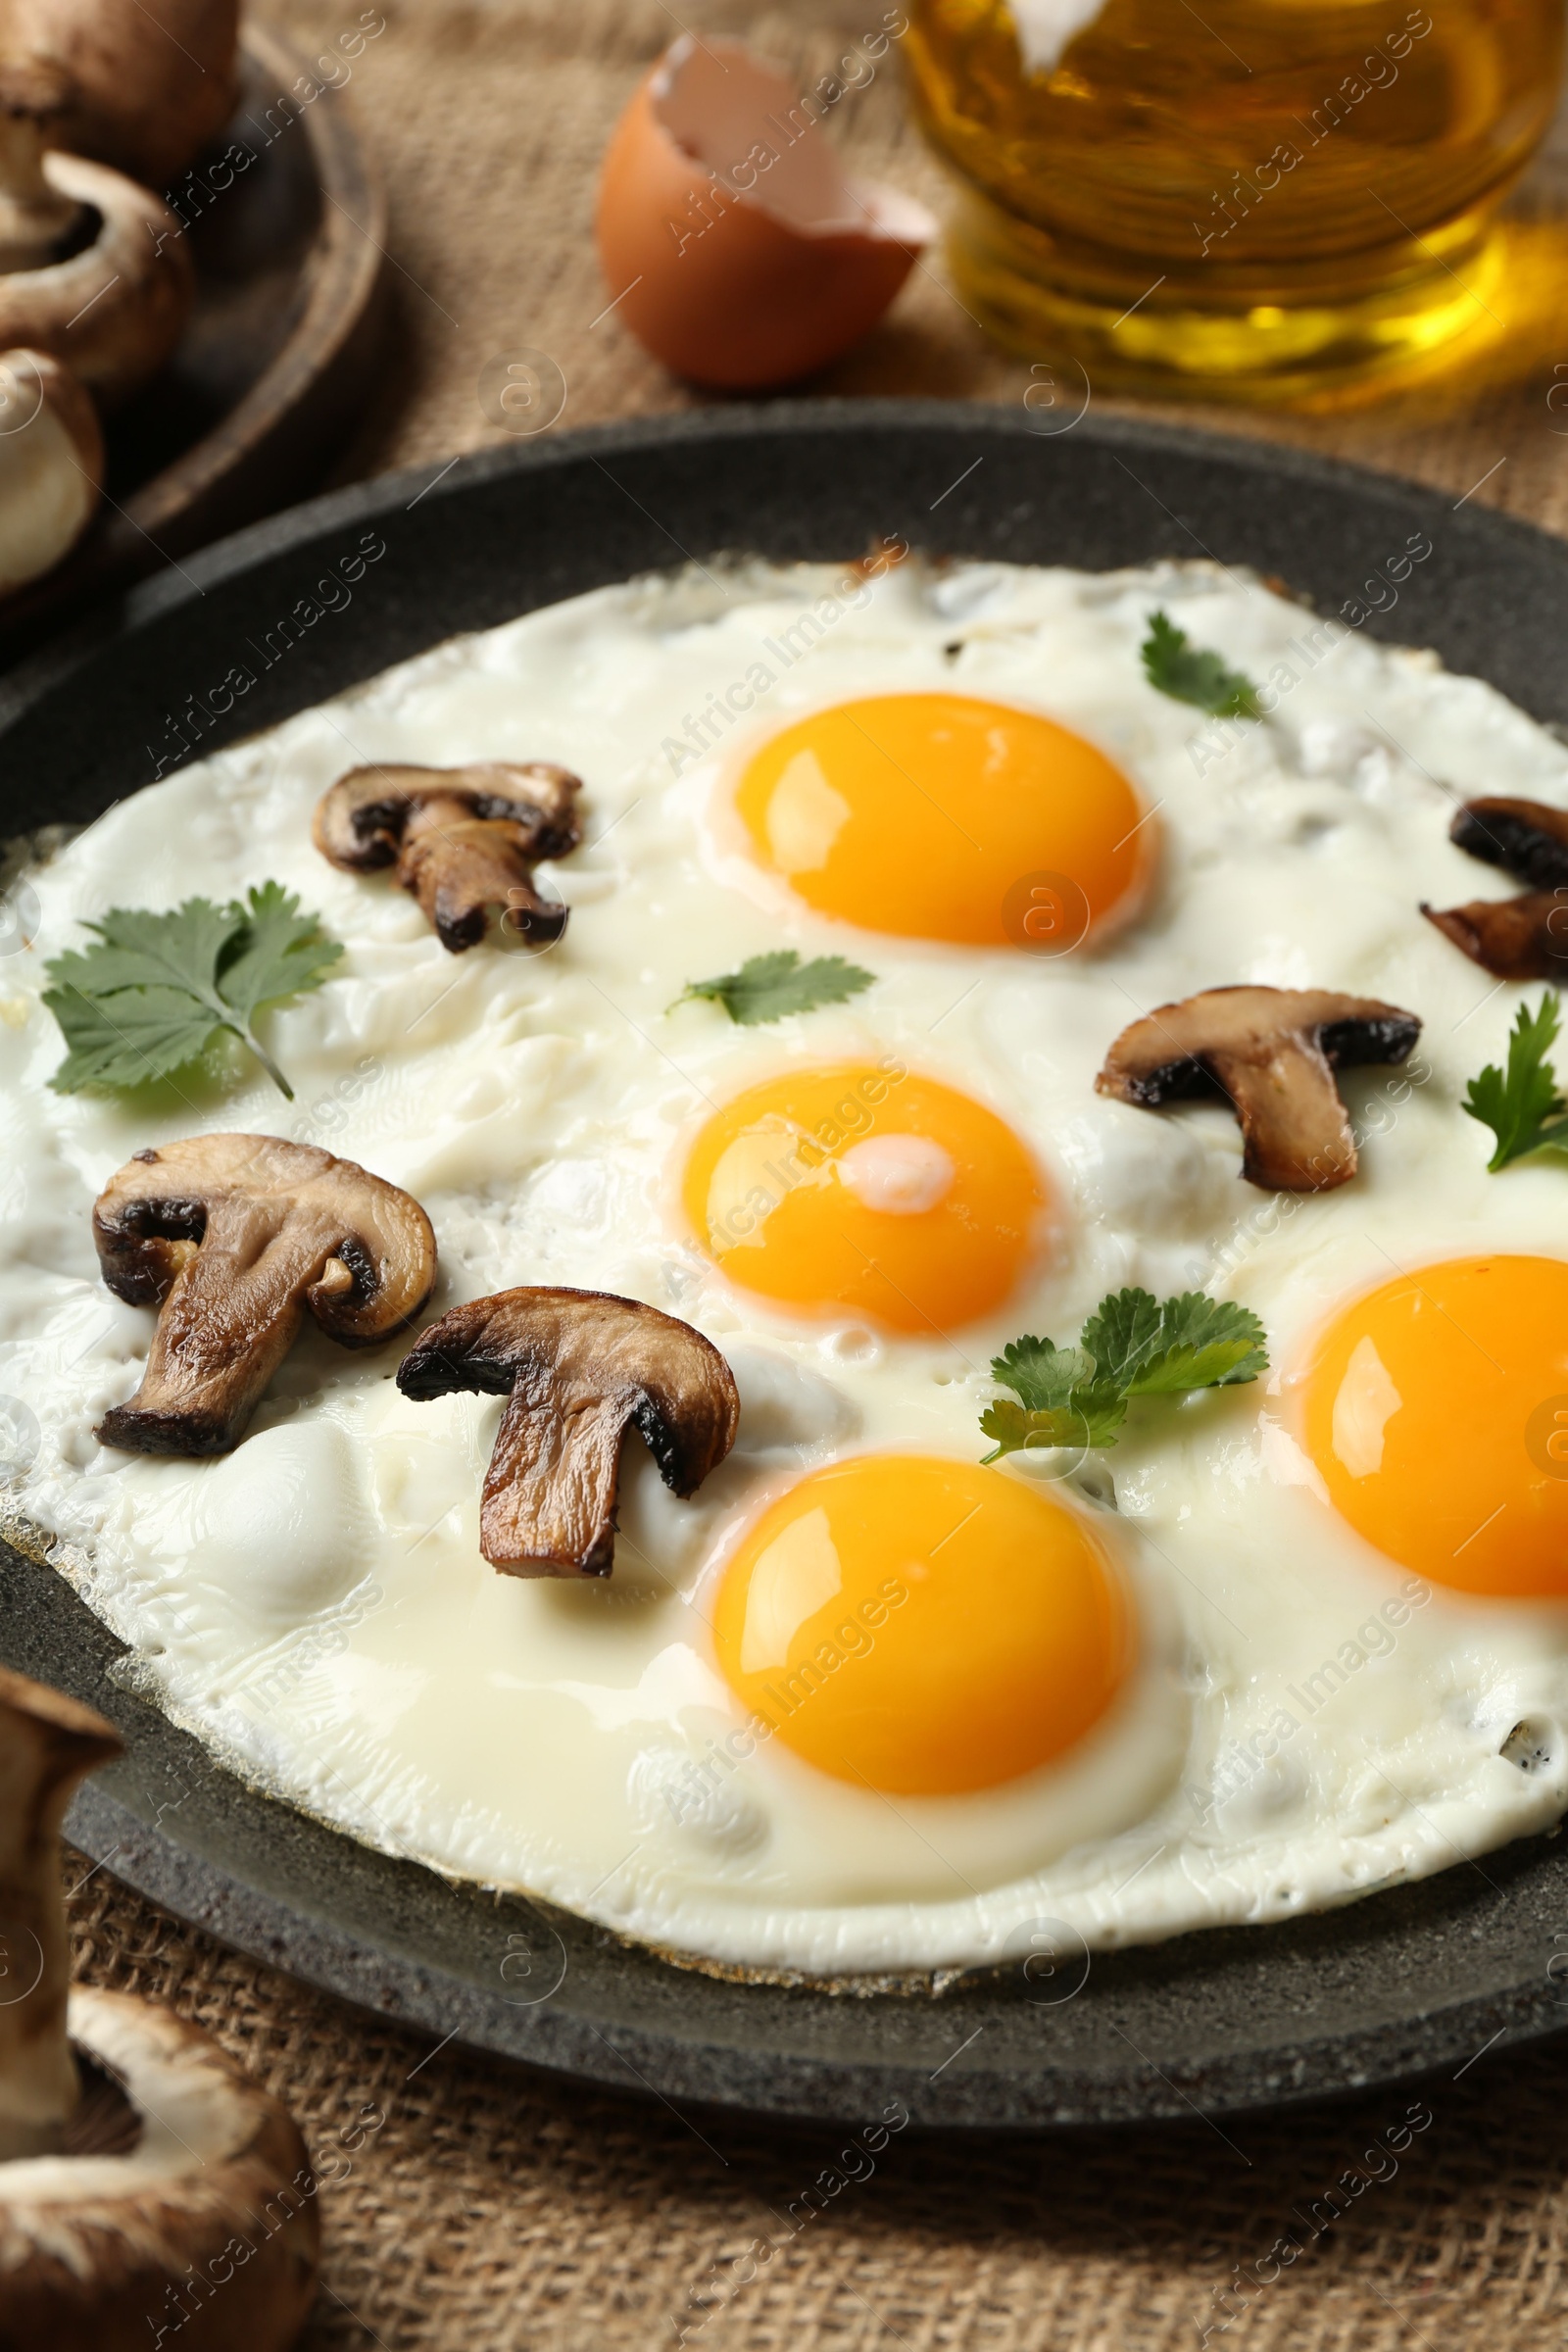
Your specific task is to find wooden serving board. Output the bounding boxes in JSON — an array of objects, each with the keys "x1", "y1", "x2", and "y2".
[{"x1": 0, "y1": 21, "x2": 386, "y2": 652}]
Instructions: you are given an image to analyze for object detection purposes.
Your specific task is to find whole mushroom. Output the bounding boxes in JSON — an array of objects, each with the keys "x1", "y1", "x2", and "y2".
[
  {"x1": 0, "y1": 345, "x2": 102, "y2": 593},
  {"x1": 93, "y1": 1133, "x2": 438, "y2": 1455},
  {"x1": 0, "y1": 1667, "x2": 318, "y2": 2349},
  {"x1": 0, "y1": 63, "x2": 193, "y2": 409},
  {"x1": 0, "y1": 0, "x2": 239, "y2": 192}
]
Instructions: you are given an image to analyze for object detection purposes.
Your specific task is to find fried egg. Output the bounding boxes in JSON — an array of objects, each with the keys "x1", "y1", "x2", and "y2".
[
  {"x1": 733, "y1": 690, "x2": 1153, "y2": 945},
  {"x1": 4, "y1": 552, "x2": 1568, "y2": 1979}
]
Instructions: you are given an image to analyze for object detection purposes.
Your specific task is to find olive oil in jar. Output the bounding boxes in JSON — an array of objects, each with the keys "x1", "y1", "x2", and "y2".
[{"x1": 906, "y1": 0, "x2": 1564, "y2": 398}]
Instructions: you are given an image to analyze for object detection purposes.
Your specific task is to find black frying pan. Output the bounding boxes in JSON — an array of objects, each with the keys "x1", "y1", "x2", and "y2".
[{"x1": 3, "y1": 401, "x2": 1564, "y2": 2127}]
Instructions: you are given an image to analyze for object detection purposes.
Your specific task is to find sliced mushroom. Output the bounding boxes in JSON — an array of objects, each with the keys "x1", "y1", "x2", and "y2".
[
  {"x1": 314, "y1": 762, "x2": 583, "y2": 954},
  {"x1": 1, "y1": 0, "x2": 240, "y2": 191},
  {"x1": 1422, "y1": 796, "x2": 1568, "y2": 979},
  {"x1": 0, "y1": 65, "x2": 193, "y2": 408},
  {"x1": 94, "y1": 1134, "x2": 437, "y2": 1456},
  {"x1": 396, "y1": 1286, "x2": 740, "y2": 1576},
  {"x1": 1447, "y1": 796, "x2": 1568, "y2": 886},
  {"x1": 0, "y1": 345, "x2": 101, "y2": 593},
  {"x1": 0, "y1": 1668, "x2": 318, "y2": 2349},
  {"x1": 1097, "y1": 985, "x2": 1421, "y2": 1192}
]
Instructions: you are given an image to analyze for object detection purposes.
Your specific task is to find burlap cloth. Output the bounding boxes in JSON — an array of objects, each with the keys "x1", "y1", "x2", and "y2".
[{"x1": 62, "y1": 4, "x2": 1568, "y2": 2343}]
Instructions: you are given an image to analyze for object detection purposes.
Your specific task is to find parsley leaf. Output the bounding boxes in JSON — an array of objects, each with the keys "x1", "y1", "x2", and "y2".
[
  {"x1": 42, "y1": 886, "x2": 341, "y2": 1101},
  {"x1": 1141, "y1": 610, "x2": 1261, "y2": 719},
  {"x1": 980, "y1": 1288, "x2": 1268, "y2": 1459},
  {"x1": 1082, "y1": 1288, "x2": 1267, "y2": 1394},
  {"x1": 1462, "y1": 992, "x2": 1568, "y2": 1169},
  {"x1": 980, "y1": 1335, "x2": 1127, "y2": 1460},
  {"x1": 990, "y1": 1333, "x2": 1097, "y2": 1410},
  {"x1": 674, "y1": 950, "x2": 875, "y2": 1026},
  {"x1": 212, "y1": 881, "x2": 342, "y2": 1028}
]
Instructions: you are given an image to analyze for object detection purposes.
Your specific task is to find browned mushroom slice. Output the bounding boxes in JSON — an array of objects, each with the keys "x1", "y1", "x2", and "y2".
[
  {"x1": 1422, "y1": 893, "x2": 1568, "y2": 982},
  {"x1": 313, "y1": 761, "x2": 582, "y2": 953},
  {"x1": 1422, "y1": 796, "x2": 1568, "y2": 979},
  {"x1": 94, "y1": 1134, "x2": 437, "y2": 1456},
  {"x1": 1097, "y1": 985, "x2": 1421, "y2": 1193},
  {"x1": 396, "y1": 1286, "x2": 740, "y2": 1577},
  {"x1": 1447, "y1": 796, "x2": 1568, "y2": 886}
]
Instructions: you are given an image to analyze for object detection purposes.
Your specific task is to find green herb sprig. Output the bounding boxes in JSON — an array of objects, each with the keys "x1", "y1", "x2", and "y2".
[
  {"x1": 1462, "y1": 992, "x2": 1568, "y2": 1169},
  {"x1": 43, "y1": 885, "x2": 342, "y2": 1101},
  {"x1": 980, "y1": 1288, "x2": 1268, "y2": 1460},
  {"x1": 673, "y1": 950, "x2": 874, "y2": 1026},
  {"x1": 1141, "y1": 610, "x2": 1261, "y2": 720}
]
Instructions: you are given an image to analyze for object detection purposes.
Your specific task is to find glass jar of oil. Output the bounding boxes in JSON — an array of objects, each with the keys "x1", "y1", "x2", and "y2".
[{"x1": 906, "y1": 0, "x2": 1564, "y2": 400}]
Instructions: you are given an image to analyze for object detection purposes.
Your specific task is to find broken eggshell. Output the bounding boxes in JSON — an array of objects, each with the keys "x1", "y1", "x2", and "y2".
[{"x1": 595, "y1": 36, "x2": 935, "y2": 390}]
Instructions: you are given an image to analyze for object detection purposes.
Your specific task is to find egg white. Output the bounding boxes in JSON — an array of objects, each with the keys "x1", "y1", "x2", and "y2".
[{"x1": 3, "y1": 554, "x2": 1567, "y2": 1977}]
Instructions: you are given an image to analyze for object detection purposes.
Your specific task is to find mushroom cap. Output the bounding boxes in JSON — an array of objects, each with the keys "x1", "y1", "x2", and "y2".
[
  {"x1": 397, "y1": 1286, "x2": 740, "y2": 1576},
  {"x1": 313, "y1": 761, "x2": 582, "y2": 871},
  {"x1": 0, "y1": 345, "x2": 103, "y2": 595},
  {"x1": 0, "y1": 151, "x2": 194, "y2": 408},
  {"x1": 2, "y1": 0, "x2": 240, "y2": 190},
  {"x1": 95, "y1": 1133, "x2": 436, "y2": 1341},
  {"x1": 1098, "y1": 984, "x2": 1421, "y2": 1192},
  {"x1": 0, "y1": 1987, "x2": 318, "y2": 2352},
  {"x1": 94, "y1": 1134, "x2": 437, "y2": 1455}
]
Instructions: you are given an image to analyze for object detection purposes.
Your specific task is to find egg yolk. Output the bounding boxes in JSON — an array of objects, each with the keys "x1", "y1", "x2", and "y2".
[
  {"x1": 712, "y1": 1454, "x2": 1132, "y2": 1794},
  {"x1": 681, "y1": 1061, "x2": 1046, "y2": 1332},
  {"x1": 1301, "y1": 1254, "x2": 1568, "y2": 1598},
  {"x1": 734, "y1": 692, "x2": 1153, "y2": 948}
]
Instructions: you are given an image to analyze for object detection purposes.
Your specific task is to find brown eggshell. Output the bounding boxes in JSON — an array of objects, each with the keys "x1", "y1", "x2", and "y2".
[{"x1": 596, "y1": 37, "x2": 935, "y2": 391}]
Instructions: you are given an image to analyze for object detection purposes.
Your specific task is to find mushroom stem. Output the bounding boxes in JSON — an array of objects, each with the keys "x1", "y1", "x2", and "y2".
[
  {"x1": 99, "y1": 1192, "x2": 327, "y2": 1453},
  {"x1": 0, "y1": 1670, "x2": 122, "y2": 2161},
  {"x1": 485, "y1": 1386, "x2": 644, "y2": 1574},
  {"x1": 400, "y1": 795, "x2": 563, "y2": 952},
  {"x1": 0, "y1": 70, "x2": 82, "y2": 271}
]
